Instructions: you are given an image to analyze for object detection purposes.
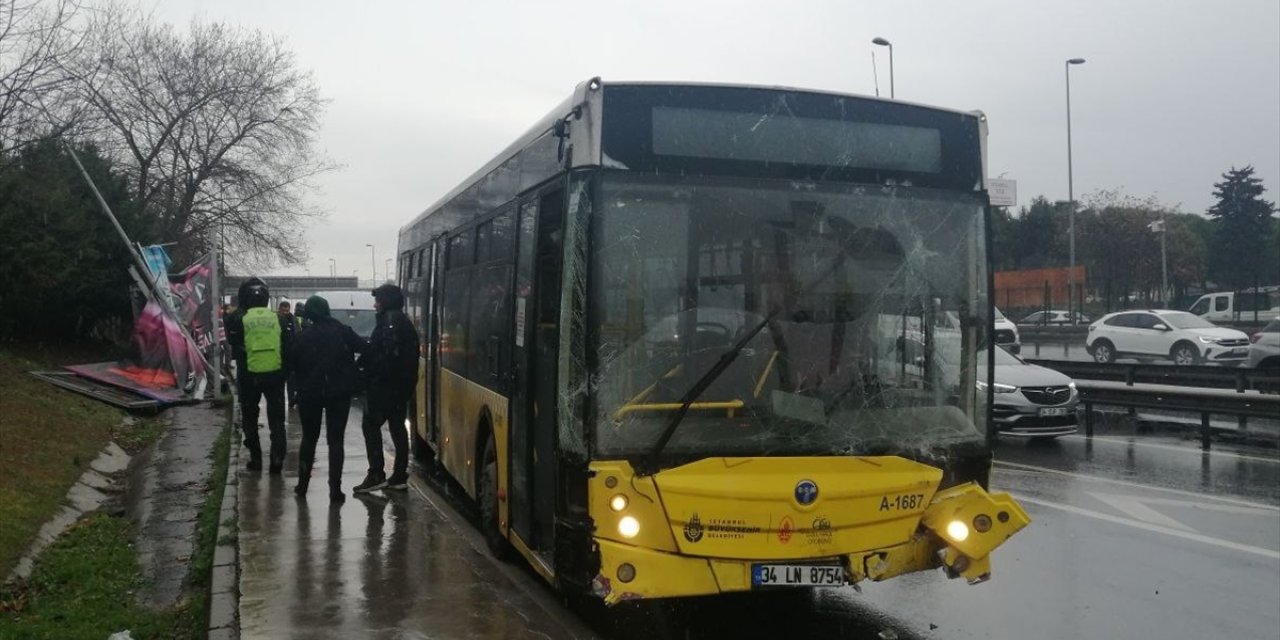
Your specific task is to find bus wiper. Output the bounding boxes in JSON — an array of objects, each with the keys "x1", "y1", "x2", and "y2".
[{"x1": 638, "y1": 248, "x2": 853, "y2": 475}]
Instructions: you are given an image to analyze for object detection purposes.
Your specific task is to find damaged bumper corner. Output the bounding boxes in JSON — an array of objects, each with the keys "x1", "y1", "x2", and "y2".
[{"x1": 920, "y1": 482, "x2": 1031, "y2": 583}]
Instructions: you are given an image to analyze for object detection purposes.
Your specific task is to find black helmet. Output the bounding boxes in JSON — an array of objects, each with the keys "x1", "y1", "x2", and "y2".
[
  {"x1": 238, "y1": 277, "x2": 270, "y2": 309},
  {"x1": 371, "y1": 284, "x2": 404, "y2": 311}
]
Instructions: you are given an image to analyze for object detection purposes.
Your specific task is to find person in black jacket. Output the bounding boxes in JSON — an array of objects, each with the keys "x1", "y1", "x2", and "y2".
[
  {"x1": 292, "y1": 294, "x2": 366, "y2": 502},
  {"x1": 353, "y1": 284, "x2": 420, "y2": 493}
]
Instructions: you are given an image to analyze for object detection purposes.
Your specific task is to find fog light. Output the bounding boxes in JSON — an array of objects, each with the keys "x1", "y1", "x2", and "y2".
[
  {"x1": 618, "y1": 516, "x2": 640, "y2": 538},
  {"x1": 617, "y1": 563, "x2": 636, "y2": 583},
  {"x1": 610, "y1": 494, "x2": 629, "y2": 512},
  {"x1": 946, "y1": 520, "x2": 970, "y2": 542},
  {"x1": 973, "y1": 514, "x2": 992, "y2": 533}
]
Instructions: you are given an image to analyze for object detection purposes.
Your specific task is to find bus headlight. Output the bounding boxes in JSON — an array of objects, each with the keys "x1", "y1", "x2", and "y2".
[
  {"x1": 618, "y1": 516, "x2": 640, "y2": 538},
  {"x1": 945, "y1": 520, "x2": 970, "y2": 542},
  {"x1": 610, "y1": 494, "x2": 629, "y2": 512}
]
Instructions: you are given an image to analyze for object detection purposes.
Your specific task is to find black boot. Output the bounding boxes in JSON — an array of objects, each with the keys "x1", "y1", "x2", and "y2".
[
  {"x1": 294, "y1": 463, "x2": 311, "y2": 496},
  {"x1": 269, "y1": 452, "x2": 284, "y2": 474},
  {"x1": 246, "y1": 450, "x2": 263, "y2": 471}
]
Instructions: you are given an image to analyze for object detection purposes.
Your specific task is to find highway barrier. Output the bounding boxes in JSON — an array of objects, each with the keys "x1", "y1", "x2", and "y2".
[{"x1": 1028, "y1": 359, "x2": 1280, "y2": 450}]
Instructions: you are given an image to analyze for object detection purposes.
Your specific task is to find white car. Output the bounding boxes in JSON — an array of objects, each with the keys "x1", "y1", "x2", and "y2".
[
  {"x1": 1247, "y1": 318, "x2": 1280, "y2": 369},
  {"x1": 983, "y1": 346, "x2": 1079, "y2": 439},
  {"x1": 1085, "y1": 310, "x2": 1251, "y2": 365},
  {"x1": 1020, "y1": 310, "x2": 1090, "y2": 326},
  {"x1": 994, "y1": 307, "x2": 1021, "y2": 354}
]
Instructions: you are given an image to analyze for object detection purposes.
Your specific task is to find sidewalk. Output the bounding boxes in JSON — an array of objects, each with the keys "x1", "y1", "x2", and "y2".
[{"x1": 235, "y1": 400, "x2": 592, "y2": 639}]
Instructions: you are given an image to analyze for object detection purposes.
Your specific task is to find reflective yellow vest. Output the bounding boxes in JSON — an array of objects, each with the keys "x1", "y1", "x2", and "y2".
[{"x1": 243, "y1": 307, "x2": 282, "y2": 373}]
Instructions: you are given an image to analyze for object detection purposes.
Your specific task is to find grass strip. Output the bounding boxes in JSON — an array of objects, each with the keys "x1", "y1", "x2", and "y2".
[{"x1": 0, "y1": 514, "x2": 185, "y2": 639}]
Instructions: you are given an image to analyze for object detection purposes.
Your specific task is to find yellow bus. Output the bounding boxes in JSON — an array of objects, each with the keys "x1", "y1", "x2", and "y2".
[{"x1": 396, "y1": 78, "x2": 1029, "y2": 604}]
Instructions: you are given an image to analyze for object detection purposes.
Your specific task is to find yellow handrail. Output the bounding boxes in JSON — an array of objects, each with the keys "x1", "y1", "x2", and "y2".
[
  {"x1": 613, "y1": 400, "x2": 745, "y2": 418},
  {"x1": 752, "y1": 351, "x2": 780, "y2": 398}
]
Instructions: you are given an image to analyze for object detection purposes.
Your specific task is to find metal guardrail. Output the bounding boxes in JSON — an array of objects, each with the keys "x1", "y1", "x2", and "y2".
[
  {"x1": 1026, "y1": 359, "x2": 1280, "y2": 450},
  {"x1": 1025, "y1": 359, "x2": 1280, "y2": 393},
  {"x1": 1073, "y1": 380, "x2": 1280, "y2": 449}
]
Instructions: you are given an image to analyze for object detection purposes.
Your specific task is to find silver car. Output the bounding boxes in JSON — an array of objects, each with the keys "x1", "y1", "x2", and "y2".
[
  {"x1": 983, "y1": 346, "x2": 1079, "y2": 439},
  {"x1": 1247, "y1": 319, "x2": 1280, "y2": 369}
]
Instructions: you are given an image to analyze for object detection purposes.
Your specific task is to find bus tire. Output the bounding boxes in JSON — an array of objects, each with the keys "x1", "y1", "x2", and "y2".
[{"x1": 479, "y1": 435, "x2": 512, "y2": 560}]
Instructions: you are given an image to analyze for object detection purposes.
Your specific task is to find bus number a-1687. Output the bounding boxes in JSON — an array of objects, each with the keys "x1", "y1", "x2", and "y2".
[{"x1": 879, "y1": 493, "x2": 925, "y2": 512}]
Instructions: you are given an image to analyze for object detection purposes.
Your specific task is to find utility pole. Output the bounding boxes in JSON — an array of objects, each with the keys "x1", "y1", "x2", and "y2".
[{"x1": 1065, "y1": 57, "x2": 1086, "y2": 322}]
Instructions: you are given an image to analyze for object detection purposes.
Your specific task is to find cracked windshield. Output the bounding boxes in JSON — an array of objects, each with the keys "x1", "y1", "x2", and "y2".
[
  {"x1": 1, "y1": 1, "x2": 1276, "y2": 639},
  {"x1": 593, "y1": 176, "x2": 987, "y2": 459}
]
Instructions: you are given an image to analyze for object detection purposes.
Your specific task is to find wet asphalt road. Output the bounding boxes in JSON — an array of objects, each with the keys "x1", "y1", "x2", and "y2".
[{"x1": 237, "y1": 404, "x2": 1280, "y2": 640}]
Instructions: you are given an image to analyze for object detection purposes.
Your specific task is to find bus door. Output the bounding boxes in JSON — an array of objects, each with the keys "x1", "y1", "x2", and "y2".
[
  {"x1": 510, "y1": 187, "x2": 564, "y2": 555},
  {"x1": 423, "y1": 236, "x2": 444, "y2": 449}
]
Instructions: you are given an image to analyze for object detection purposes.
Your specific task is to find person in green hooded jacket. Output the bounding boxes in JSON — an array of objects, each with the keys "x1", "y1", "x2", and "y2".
[{"x1": 291, "y1": 294, "x2": 367, "y2": 502}]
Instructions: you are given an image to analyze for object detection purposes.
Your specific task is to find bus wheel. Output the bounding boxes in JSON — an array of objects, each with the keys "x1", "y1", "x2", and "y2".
[{"x1": 480, "y1": 436, "x2": 512, "y2": 560}]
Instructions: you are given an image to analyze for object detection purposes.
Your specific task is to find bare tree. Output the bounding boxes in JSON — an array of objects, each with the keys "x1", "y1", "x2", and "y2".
[
  {"x1": 0, "y1": 0, "x2": 83, "y2": 155},
  {"x1": 70, "y1": 6, "x2": 334, "y2": 267}
]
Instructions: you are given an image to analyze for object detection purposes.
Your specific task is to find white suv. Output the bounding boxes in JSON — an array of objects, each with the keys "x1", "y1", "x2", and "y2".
[
  {"x1": 994, "y1": 307, "x2": 1021, "y2": 354},
  {"x1": 1086, "y1": 310, "x2": 1251, "y2": 365}
]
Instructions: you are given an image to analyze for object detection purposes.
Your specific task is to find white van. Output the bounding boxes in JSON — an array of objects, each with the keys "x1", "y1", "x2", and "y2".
[
  {"x1": 312, "y1": 290, "x2": 378, "y2": 338},
  {"x1": 1189, "y1": 287, "x2": 1280, "y2": 323}
]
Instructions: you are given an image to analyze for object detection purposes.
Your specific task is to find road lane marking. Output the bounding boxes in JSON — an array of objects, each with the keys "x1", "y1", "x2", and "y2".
[
  {"x1": 994, "y1": 460, "x2": 1280, "y2": 511},
  {"x1": 1016, "y1": 494, "x2": 1280, "y2": 561},
  {"x1": 1087, "y1": 492, "x2": 1197, "y2": 532},
  {"x1": 1060, "y1": 435, "x2": 1280, "y2": 464}
]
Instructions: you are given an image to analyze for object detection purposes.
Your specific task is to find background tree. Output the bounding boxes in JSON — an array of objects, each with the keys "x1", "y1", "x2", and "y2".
[
  {"x1": 0, "y1": 139, "x2": 152, "y2": 341},
  {"x1": 69, "y1": 7, "x2": 334, "y2": 268},
  {"x1": 1206, "y1": 166, "x2": 1277, "y2": 290},
  {"x1": 1013, "y1": 196, "x2": 1070, "y2": 269},
  {"x1": 0, "y1": 0, "x2": 82, "y2": 157}
]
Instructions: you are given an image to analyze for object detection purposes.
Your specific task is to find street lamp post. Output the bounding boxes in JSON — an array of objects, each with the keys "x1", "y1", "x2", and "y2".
[
  {"x1": 385, "y1": 258, "x2": 392, "y2": 283},
  {"x1": 328, "y1": 258, "x2": 336, "y2": 277},
  {"x1": 1149, "y1": 218, "x2": 1169, "y2": 306},
  {"x1": 365, "y1": 243, "x2": 376, "y2": 285},
  {"x1": 1065, "y1": 57, "x2": 1086, "y2": 322},
  {"x1": 872, "y1": 37, "x2": 894, "y2": 98}
]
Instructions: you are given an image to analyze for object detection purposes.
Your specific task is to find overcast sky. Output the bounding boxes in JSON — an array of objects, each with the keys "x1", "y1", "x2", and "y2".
[{"x1": 153, "y1": 0, "x2": 1280, "y2": 281}]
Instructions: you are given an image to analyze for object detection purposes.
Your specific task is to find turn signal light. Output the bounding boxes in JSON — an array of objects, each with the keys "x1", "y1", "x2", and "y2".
[{"x1": 973, "y1": 514, "x2": 992, "y2": 533}]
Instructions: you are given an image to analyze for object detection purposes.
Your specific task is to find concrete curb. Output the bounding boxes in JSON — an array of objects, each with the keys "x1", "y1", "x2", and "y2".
[
  {"x1": 5, "y1": 440, "x2": 131, "y2": 584},
  {"x1": 208, "y1": 401, "x2": 241, "y2": 640}
]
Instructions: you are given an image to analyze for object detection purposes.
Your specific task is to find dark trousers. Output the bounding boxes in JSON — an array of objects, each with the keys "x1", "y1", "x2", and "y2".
[
  {"x1": 240, "y1": 371, "x2": 286, "y2": 462},
  {"x1": 362, "y1": 393, "x2": 408, "y2": 478},
  {"x1": 298, "y1": 395, "x2": 351, "y2": 490}
]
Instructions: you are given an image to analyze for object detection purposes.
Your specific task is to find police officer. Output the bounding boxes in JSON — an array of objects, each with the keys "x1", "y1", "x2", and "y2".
[
  {"x1": 353, "y1": 284, "x2": 420, "y2": 493},
  {"x1": 225, "y1": 278, "x2": 294, "y2": 472}
]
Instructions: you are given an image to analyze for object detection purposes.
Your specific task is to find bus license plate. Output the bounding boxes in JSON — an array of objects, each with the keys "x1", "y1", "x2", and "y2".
[
  {"x1": 1039, "y1": 407, "x2": 1070, "y2": 417},
  {"x1": 752, "y1": 564, "x2": 845, "y2": 587}
]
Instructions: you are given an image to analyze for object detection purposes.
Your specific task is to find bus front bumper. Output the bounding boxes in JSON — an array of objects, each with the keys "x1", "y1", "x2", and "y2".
[{"x1": 589, "y1": 483, "x2": 1029, "y2": 605}]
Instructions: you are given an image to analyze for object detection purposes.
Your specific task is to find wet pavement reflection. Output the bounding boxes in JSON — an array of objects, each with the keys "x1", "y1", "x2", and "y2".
[
  {"x1": 237, "y1": 403, "x2": 591, "y2": 639},
  {"x1": 238, "y1": 401, "x2": 1280, "y2": 639}
]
